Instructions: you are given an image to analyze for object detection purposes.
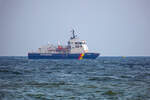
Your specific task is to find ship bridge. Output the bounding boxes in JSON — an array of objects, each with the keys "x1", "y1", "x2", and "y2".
[{"x1": 68, "y1": 29, "x2": 88, "y2": 53}]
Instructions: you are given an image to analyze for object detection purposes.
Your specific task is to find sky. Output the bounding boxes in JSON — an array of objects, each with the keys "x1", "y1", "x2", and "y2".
[{"x1": 0, "y1": 0, "x2": 150, "y2": 56}]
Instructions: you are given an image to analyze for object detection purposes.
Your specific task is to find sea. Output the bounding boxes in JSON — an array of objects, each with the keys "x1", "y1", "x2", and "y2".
[{"x1": 0, "y1": 57, "x2": 150, "y2": 100}]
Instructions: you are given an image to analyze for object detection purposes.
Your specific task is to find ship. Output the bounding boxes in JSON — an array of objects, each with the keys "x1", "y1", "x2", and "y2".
[{"x1": 28, "y1": 29, "x2": 100, "y2": 59}]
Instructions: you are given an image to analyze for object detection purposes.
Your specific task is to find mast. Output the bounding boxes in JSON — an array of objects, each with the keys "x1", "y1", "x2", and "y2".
[{"x1": 71, "y1": 29, "x2": 77, "y2": 39}]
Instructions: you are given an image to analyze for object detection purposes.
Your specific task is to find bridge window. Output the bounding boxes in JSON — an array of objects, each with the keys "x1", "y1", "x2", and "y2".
[{"x1": 75, "y1": 45, "x2": 79, "y2": 48}]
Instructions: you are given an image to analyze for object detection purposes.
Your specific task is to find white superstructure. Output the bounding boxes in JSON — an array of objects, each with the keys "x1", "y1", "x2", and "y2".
[
  {"x1": 32, "y1": 29, "x2": 89, "y2": 54},
  {"x1": 68, "y1": 36, "x2": 88, "y2": 53}
]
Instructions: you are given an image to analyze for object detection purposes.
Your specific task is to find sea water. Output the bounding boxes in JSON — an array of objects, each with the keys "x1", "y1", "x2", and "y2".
[{"x1": 0, "y1": 57, "x2": 150, "y2": 100}]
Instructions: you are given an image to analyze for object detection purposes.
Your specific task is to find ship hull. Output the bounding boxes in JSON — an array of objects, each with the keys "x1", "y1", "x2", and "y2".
[{"x1": 28, "y1": 53, "x2": 99, "y2": 59}]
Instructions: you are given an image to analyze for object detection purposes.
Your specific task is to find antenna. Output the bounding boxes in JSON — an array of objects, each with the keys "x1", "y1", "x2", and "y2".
[{"x1": 74, "y1": 26, "x2": 80, "y2": 34}]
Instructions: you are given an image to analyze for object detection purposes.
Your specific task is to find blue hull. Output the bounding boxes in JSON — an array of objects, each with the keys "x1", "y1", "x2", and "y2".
[{"x1": 28, "y1": 53, "x2": 99, "y2": 59}]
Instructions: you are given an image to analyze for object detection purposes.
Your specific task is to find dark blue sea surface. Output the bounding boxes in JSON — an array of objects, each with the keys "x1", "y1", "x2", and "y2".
[{"x1": 0, "y1": 57, "x2": 150, "y2": 100}]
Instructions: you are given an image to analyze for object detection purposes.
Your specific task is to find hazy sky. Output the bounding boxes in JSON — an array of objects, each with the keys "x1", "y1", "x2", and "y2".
[{"x1": 0, "y1": 0, "x2": 150, "y2": 56}]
